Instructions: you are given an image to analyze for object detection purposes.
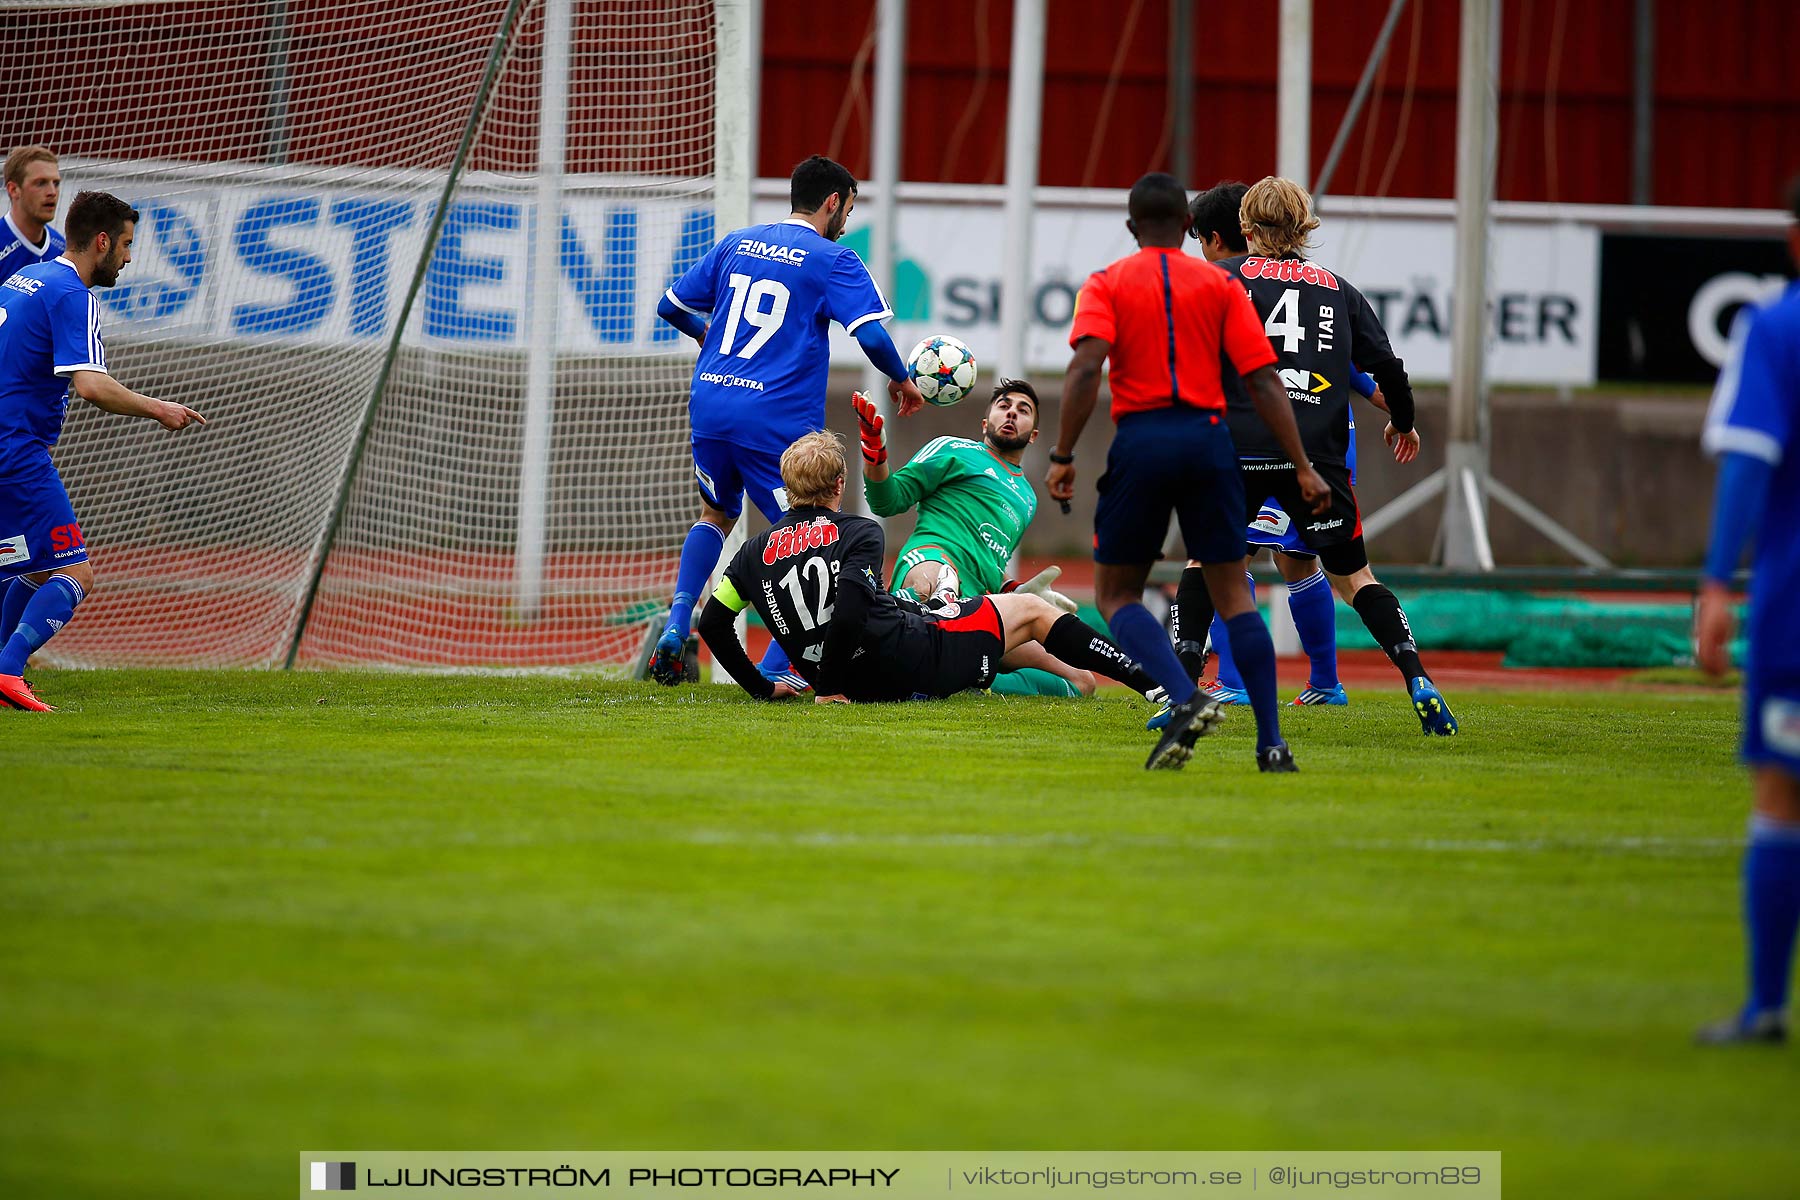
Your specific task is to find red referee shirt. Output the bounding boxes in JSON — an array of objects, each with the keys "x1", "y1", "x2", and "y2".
[{"x1": 1068, "y1": 246, "x2": 1277, "y2": 421}]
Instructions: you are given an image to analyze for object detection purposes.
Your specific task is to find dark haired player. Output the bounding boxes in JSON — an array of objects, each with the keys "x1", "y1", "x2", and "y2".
[
  {"x1": 1172, "y1": 176, "x2": 1457, "y2": 736},
  {"x1": 649, "y1": 153, "x2": 926, "y2": 685},
  {"x1": 696, "y1": 433, "x2": 1203, "y2": 766},
  {"x1": 0, "y1": 191, "x2": 205, "y2": 711},
  {"x1": 1693, "y1": 174, "x2": 1800, "y2": 1045},
  {"x1": 1169, "y1": 181, "x2": 1388, "y2": 713},
  {"x1": 858, "y1": 377, "x2": 1103, "y2": 698},
  {"x1": 1049, "y1": 172, "x2": 1328, "y2": 772}
]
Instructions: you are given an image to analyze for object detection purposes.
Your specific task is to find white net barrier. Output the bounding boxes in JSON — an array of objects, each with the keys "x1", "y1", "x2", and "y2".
[{"x1": 3, "y1": 0, "x2": 714, "y2": 670}]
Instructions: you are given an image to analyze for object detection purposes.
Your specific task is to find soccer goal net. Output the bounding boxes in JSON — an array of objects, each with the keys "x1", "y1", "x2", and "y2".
[{"x1": 2, "y1": 0, "x2": 744, "y2": 670}]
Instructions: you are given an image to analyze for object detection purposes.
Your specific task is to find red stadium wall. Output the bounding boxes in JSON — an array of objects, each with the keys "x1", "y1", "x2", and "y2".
[
  {"x1": 6, "y1": 1, "x2": 1792, "y2": 206},
  {"x1": 760, "y1": 0, "x2": 1800, "y2": 209}
]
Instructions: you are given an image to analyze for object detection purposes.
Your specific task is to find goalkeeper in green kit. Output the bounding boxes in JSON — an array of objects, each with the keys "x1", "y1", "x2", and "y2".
[{"x1": 856, "y1": 380, "x2": 1145, "y2": 698}]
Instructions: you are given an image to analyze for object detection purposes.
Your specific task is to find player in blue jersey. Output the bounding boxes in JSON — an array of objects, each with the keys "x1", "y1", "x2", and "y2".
[
  {"x1": 0, "y1": 191, "x2": 205, "y2": 711},
  {"x1": 648, "y1": 154, "x2": 926, "y2": 687},
  {"x1": 0, "y1": 146, "x2": 65, "y2": 282},
  {"x1": 1693, "y1": 176, "x2": 1800, "y2": 1045}
]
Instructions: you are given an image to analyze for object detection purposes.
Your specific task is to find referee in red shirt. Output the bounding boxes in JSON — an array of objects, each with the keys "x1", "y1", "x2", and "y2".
[{"x1": 1049, "y1": 173, "x2": 1327, "y2": 772}]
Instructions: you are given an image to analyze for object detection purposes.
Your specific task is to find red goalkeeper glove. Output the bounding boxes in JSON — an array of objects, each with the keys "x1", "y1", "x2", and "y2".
[{"x1": 851, "y1": 390, "x2": 887, "y2": 467}]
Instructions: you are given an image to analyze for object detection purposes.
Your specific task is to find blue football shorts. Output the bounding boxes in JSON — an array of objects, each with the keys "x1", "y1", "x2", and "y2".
[
  {"x1": 1094, "y1": 406, "x2": 1245, "y2": 566},
  {"x1": 691, "y1": 436, "x2": 790, "y2": 523},
  {"x1": 1245, "y1": 502, "x2": 1313, "y2": 557},
  {"x1": 0, "y1": 454, "x2": 88, "y2": 580},
  {"x1": 1744, "y1": 661, "x2": 1800, "y2": 778}
]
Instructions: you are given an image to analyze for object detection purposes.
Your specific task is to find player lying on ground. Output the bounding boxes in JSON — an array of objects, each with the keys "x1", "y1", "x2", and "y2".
[
  {"x1": 648, "y1": 154, "x2": 925, "y2": 686},
  {"x1": 0, "y1": 191, "x2": 205, "y2": 711},
  {"x1": 696, "y1": 432, "x2": 1218, "y2": 770},
  {"x1": 857, "y1": 378, "x2": 1142, "y2": 699},
  {"x1": 1692, "y1": 173, "x2": 1800, "y2": 1046},
  {"x1": 1169, "y1": 176, "x2": 1457, "y2": 736}
]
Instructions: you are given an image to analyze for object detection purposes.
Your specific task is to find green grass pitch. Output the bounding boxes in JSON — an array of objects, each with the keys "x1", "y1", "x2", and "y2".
[{"x1": 2, "y1": 670, "x2": 1795, "y2": 1198}]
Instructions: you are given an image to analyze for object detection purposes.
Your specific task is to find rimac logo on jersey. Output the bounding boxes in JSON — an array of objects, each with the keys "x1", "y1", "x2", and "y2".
[
  {"x1": 763, "y1": 516, "x2": 840, "y2": 565},
  {"x1": 1240, "y1": 257, "x2": 1340, "y2": 291},
  {"x1": 738, "y1": 239, "x2": 807, "y2": 266}
]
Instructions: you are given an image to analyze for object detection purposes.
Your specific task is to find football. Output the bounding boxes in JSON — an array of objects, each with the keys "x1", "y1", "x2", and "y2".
[{"x1": 906, "y1": 334, "x2": 978, "y2": 407}]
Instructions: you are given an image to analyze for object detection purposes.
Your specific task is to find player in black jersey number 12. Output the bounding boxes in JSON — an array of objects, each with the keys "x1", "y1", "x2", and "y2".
[{"x1": 696, "y1": 433, "x2": 1221, "y2": 769}]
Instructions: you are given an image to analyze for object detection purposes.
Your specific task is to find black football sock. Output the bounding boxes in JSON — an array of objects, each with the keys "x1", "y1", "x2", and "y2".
[
  {"x1": 1119, "y1": 662, "x2": 1162, "y2": 698},
  {"x1": 1171, "y1": 565, "x2": 1214, "y2": 681},
  {"x1": 1044, "y1": 614, "x2": 1144, "y2": 688},
  {"x1": 1351, "y1": 583, "x2": 1428, "y2": 682}
]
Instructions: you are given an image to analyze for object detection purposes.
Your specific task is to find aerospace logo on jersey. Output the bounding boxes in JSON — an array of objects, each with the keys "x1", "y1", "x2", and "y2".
[{"x1": 1279, "y1": 369, "x2": 1332, "y2": 404}]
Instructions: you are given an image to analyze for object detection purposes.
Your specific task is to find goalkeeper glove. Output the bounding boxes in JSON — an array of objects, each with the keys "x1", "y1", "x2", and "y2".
[
  {"x1": 851, "y1": 390, "x2": 887, "y2": 467},
  {"x1": 1004, "y1": 565, "x2": 1079, "y2": 614}
]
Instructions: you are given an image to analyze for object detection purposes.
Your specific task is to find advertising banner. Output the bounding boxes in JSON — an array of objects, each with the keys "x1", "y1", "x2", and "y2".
[
  {"x1": 67, "y1": 165, "x2": 1599, "y2": 385},
  {"x1": 1597, "y1": 233, "x2": 1792, "y2": 382}
]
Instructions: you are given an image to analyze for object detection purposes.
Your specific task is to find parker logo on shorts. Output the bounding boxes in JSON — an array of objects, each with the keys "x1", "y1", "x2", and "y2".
[
  {"x1": 1764, "y1": 698, "x2": 1800, "y2": 758},
  {"x1": 0, "y1": 533, "x2": 28, "y2": 564},
  {"x1": 1307, "y1": 517, "x2": 1346, "y2": 531}
]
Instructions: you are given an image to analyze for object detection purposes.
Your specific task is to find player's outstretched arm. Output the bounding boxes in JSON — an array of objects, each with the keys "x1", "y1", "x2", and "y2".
[
  {"x1": 1048, "y1": 337, "x2": 1108, "y2": 504},
  {"x1": 850, "y1": 322, "x2": 924, "y2": 416},
  {"x1": 814, "y1": 525, "x2": 888, "y2": 697},
  {"x1": 1696, "y1": 451, "x2": 1772, "y2": 677},
  {"x1": 655, "y1": 290, "x2": 707, "y2": 345},
  {"x1": 695, "y1": 595, "x2": 777, "y2": 700},
  {"x1": 852, "y1": 391, "x2": 891, "y2": 483},
  {"x1": 71, "y1": 370, "x2": 203, "y2": 430},
  {"x1": 1351, "y1": 369, "x2": 1418, "y2": 464}
]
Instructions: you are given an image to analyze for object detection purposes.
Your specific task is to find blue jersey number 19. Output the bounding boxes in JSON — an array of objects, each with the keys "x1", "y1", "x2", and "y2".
[{"x1": 719, "y1": 273, "x2": 791, "y2": 359}]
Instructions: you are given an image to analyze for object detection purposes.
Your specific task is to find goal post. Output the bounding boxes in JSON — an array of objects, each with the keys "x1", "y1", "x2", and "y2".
[{"x1": 2, "y1": 0, "x2": 740, "y2": 672}]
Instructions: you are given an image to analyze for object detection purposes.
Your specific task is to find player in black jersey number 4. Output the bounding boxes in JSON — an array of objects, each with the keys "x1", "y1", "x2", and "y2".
[
  {"x1": 1177, "y1": 177, "x2": 1457, "y2": 735},
  {"x1": 697, "y1": 432, "x2": 1219, "y2": 768}
]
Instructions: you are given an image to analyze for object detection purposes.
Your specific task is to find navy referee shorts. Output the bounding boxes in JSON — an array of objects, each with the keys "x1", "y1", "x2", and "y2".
[{"x1": 1093, "y1": 406, "x2": 1246, "y2": 566}]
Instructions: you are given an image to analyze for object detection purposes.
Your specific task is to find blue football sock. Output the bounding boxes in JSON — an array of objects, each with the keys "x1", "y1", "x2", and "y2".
[
  {"x1": 1211, "y1": 572, "x2": 1255, "y2": 691},
  {"x1": 0, "y1": 574, "x2": 82, "y2": 675},
  {"x1": 1, "y1": 576, "x2": 40, "y2": 646},
  {"x1": 1744, "y1": 814, "x2": 1800, "y2": 1019},
  {"x1": 665, "y1": 521, "x2": 727, "y2": 639},
  {"x1": 758, "y1": 639, "x2": 797, "y2": 679},
  {"x1": 1224, "y1": 610, "x2": 1282, "y2": 752},
  {"x1": 1106, "y1": 601, "x2": 1196, "y2": 705},
  {"x1": 1285, "y1": 567, "x2": 1339, "y2": 689}
]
